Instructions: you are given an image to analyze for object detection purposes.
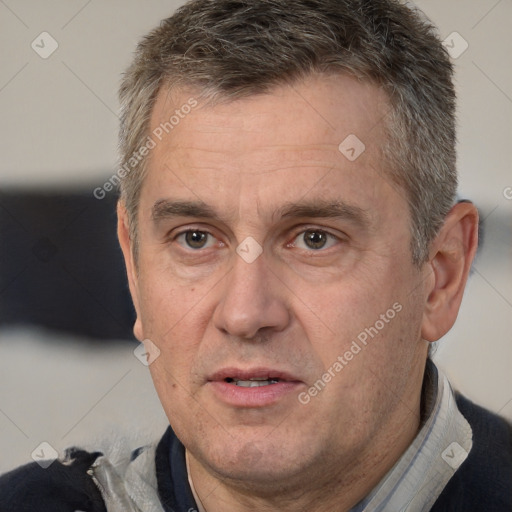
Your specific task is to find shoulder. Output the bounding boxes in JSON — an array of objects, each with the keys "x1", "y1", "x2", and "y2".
[
  {"x1": 431, "y1": 393, "x2": 512, "y2": 512},
  {"x1": 455, "y1": 393, "x2": 512, "y2": 439},
  {"x1": 0, "y1": 448, "x2": 107, "y2": 512}
]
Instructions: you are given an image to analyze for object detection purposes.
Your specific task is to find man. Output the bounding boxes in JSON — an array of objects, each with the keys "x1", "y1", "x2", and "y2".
[{"x1": 1, "y1": 0, "x2": 511, "y2": 510}]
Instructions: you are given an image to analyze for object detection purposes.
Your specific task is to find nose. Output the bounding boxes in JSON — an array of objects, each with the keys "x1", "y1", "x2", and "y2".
[{"x1": 212, "y1": 251, "x2": 290, "y2": 340}]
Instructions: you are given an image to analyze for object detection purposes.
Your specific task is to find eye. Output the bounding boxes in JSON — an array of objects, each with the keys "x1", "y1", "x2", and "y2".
[
  {"x1": 290, "y1": 229, "x2": 339, "y2": 251},
  {"x1": 175, "y1": 230, "x2": 217, "y2": 250}
]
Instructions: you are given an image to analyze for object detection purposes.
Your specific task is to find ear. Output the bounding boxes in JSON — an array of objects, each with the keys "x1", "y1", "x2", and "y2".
[
  {"x1": 117, "y1": 201, "x2": 144, "y2": 341},
  {"x1": 421, "y1": 201, "x2": 479, "y2": 342}
]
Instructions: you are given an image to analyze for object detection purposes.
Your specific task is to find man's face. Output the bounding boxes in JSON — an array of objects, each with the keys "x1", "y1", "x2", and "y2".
[{"x1": 122, "y1": 75, "x2": 431, "y2": 487}]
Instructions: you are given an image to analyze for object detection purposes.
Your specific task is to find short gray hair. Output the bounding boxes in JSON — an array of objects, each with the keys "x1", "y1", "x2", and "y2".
[{"x1": 119, "y1": 0, "x2": 457, "y2": 264}]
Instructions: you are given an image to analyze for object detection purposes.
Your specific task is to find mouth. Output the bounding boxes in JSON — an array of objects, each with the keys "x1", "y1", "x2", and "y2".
[{"x1": 207, "y1": 368, "x2": 303, "y2": 407}]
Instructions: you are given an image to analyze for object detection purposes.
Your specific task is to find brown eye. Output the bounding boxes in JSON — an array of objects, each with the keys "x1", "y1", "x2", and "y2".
[
  {"x1": 303, "y1": 230, "x2": 328, "y2": 249},
  {"x1": 177, "y1": 230, "x2": 213, "y2": 249},
  {"x1": 185, "y1": 230, "x2": 208, "y2": 248},
  {"x1": 290, "y1": 229, "x2": 339, "y2": 251}
]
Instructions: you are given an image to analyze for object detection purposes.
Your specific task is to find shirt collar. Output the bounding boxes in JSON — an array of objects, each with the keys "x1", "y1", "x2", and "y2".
[
  {"x1": 351, "y1": 359, "x2": 473, "y2": 512},
  {"x1": 186, "y1": 450, "x2": 207, "y2": 512}
]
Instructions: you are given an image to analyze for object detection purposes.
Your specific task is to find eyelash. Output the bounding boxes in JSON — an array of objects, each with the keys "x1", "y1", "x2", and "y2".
[
  {"x1": 171, "y1": 226, "x2": 343, "y2": 253},
  {"x1": 173, "y1": 229, "x2": 222, "y2": 251},
  {"x1": 287, "y1": 228, "x2": 340, "y2": 252}
]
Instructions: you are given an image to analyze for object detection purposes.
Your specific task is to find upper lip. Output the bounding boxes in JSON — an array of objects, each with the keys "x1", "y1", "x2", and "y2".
[{"x1": 208, "y1": 367, "x2": 302, "y2": 383}]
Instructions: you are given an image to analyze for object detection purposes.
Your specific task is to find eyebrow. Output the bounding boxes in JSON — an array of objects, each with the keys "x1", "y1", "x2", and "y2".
[
  {"x1": 278, "y1": 200, "x2": 370, "y2": 228},
  {"x1": 152, "y1": 199, "x2": 218, "y2": 223},
  {"x1": 151, "y1": 198, "x2": 370, "y2": 228}
]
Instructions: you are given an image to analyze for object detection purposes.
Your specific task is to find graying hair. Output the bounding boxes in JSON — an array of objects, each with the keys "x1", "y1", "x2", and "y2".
[{"x1": 119, "y1": 0, "x2": 457, "y2": 265}]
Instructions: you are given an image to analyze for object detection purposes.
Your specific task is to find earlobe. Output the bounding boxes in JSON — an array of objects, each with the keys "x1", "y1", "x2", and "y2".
[
  {"x1": 117, "y1": 202, "x2": 144, "y2": 341},
  {"x1": 421, "y1": 202, "x2": 479, "y2": 342}
]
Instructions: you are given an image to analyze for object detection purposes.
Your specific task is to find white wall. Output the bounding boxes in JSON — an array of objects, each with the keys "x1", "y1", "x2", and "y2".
[
  {"x1": 1, "y1": 0, "x2": 511, "y2": 471},
  {"x1": 0, "y1": 0, "x2": 182, "y2": 187}
]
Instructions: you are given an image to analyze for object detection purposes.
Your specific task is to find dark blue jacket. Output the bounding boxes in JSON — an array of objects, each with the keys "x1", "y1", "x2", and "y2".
[{"x1": 1, "y1": 394, "x2": 511, "y2": 511}]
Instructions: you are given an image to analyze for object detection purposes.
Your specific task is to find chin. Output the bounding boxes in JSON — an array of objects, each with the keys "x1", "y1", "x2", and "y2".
[{"x1": 194, "y1": 432, "x2": 318, "y2": 490}]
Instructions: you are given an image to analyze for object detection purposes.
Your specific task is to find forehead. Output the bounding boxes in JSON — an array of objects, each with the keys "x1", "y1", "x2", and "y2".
[
  {"x1": 143, "y1": 74, "x2": 401, "y2": 220},
  {"x1": 150, "y1": 73, "x2": 389, "y2": 151}
]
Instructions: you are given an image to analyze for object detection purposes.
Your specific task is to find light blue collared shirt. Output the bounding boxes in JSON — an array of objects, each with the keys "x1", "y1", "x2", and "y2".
[{"x1": 352, "y1": 360, "x2": 473, "y2": 512}]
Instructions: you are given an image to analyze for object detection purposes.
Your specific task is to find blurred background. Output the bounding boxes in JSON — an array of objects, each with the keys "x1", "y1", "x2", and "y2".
[{"x1": 1, "y1": 0, "x2": 511, "y2": 472}]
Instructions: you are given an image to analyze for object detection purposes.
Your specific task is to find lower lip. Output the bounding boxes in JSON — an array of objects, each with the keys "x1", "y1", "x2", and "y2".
[{"x1": 208, "y1": 381, "x2": 302, "y2": 407}]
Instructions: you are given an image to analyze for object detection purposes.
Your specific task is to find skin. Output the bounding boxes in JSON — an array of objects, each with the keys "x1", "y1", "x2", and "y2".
[{"x1": 118, "y1": 74, "x2": 479, "y2": 512}]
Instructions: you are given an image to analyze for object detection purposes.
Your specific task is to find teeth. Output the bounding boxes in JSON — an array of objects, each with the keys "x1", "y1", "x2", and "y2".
[{"x1": 231, "y1": 378, "x2": 279, "y2": 387}]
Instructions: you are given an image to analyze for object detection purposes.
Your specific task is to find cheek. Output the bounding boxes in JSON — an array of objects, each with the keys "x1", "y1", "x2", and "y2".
[
  {"x1": 296, "y1": 259, "x2": 422, "y2": 374},
  {"x1": 297, "y1": 283, "x2": 423, "y2": 434},
  {"x1": 137, "y1": 259, "x2": 200, "y2": 333},
  {"x1": 145, "y1": 319, "x2": 205, "y2": 424},
  {"x1": 135, "y1": 282, "x2": 203, "y2": 397}
]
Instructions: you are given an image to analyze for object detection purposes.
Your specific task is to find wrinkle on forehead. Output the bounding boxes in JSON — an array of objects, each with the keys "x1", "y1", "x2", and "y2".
[
  {"x1": 144, "y1": 73, "x2": 396, "y2": 234},
  {"x1": 150, "y1": 74, "x2": 388, "y2": 151}
]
